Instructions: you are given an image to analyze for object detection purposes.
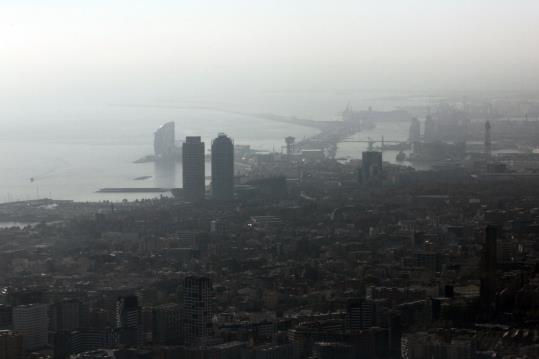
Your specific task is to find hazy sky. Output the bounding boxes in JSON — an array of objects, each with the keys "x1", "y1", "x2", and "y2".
[{"x1": 1, "y1": 0, "x2": 539, "y2": 105}]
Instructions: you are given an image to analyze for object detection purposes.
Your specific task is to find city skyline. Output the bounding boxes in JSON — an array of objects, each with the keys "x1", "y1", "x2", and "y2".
[{"x1": 1, "y1": 1, "x2": 539, "y2": 358}]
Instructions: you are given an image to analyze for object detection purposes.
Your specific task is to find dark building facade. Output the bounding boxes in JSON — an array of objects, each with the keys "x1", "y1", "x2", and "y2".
[
  {"x1": 480, "y1": 225, "x2": 498, "y2": 320},
  {"x1": 211, "y1": 133, "x2": 234, "y2": 201},
  {"x1": 346, "y1": 298, "x2": 376, "y2": 331},
  {"x1": 182, "y1": 136, "x2": 205, "y2": 202},
  {"x1": 0, "y1": 330, "x2": 23, "y2": 359},
  {"x1": 152, "y1": 303, "x2": 180, "y2": 345},
  {"x1": 361, "y1": 151, "x2": 383, "y2": 185},
  {"x1": 116, "y1": 295, "x2": 142, "y2": 347},
  {"x1": 182, "y1": 276, "x2": 213, "y2": 346}
]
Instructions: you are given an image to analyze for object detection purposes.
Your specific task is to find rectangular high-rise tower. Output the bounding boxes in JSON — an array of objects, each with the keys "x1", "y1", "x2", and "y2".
[
  {"x1": 346, "y1": 298, "x2": 376, "y2": 331},
  {"x1": 182, "y1": 136, "x2": 205, "y2": 201},
  {"x1": 182, "y1": 276, "x2": 213, "y2": 346},
  {"x1": 480, "y1": 225, "x2": 497, "y2": 320},
  {"x1": 154, "y1": 122, "x2": 176, "y2": 160},
  {"x1": 13, "y1": 304, "x2": 48, "y2": 351},
  {"x1": 211, "y1": 133, "x2": 234, "y2": 201},
  {"x1": 361, "y1": 151, "x2": 383, "y2": 185},
  {"x1": 116, "y1": 295, "x2": 143, "y2": 347}
]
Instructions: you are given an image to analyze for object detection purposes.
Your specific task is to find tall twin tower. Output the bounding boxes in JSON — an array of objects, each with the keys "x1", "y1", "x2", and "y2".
[{"x1": 182, "y1": 133, "x2": 234, "y2": 202}]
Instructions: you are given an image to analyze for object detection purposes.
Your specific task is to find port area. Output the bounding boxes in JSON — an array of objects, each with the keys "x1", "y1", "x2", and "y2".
[
  {"x1": 251, "y1": 109, "x2": 411, "y2": 157},
  {"x1": 96, "y1": 188, "x2": 177, "y2": 193},
  {"x1": 294, "y1": 121, "x2": 361, "y2": 157}
]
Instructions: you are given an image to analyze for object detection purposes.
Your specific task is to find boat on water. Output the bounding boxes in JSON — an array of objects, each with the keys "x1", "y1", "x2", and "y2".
[{"x1": 133, "y1": 155, "x2": 157, "y2": 164}]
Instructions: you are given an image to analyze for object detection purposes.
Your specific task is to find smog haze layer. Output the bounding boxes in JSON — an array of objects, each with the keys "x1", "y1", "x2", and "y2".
[{"x1": 1, "y1": 0, "x2": 538, "y2": 113}]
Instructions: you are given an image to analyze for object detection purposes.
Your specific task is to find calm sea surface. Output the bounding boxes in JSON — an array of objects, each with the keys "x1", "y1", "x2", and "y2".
[{"x1": 0, "y1": 92, "x2": 426, "y2": 202}]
